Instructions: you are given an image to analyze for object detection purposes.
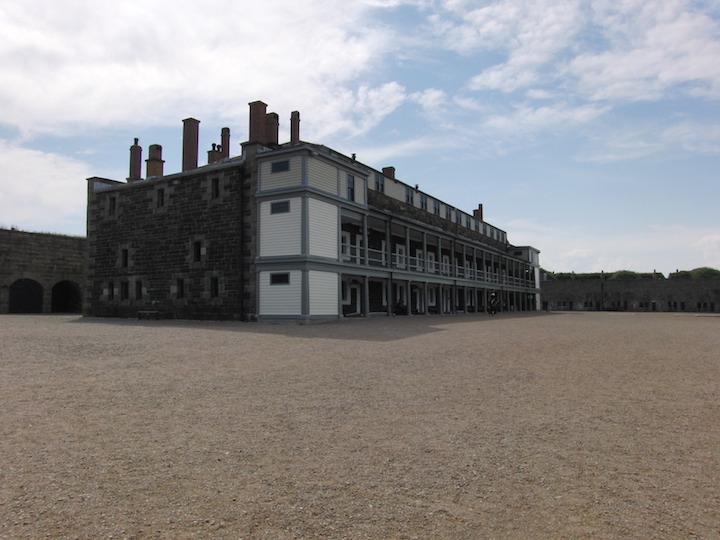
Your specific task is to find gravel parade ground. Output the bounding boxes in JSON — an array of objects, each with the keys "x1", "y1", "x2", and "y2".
[{"x1": 1, "y1": 312, "x2": 719, "y2": 539}]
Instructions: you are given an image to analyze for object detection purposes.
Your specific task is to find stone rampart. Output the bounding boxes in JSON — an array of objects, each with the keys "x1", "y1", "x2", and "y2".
[{"x1": 0, "y1": 229, "x2": 86, "y2": 313}]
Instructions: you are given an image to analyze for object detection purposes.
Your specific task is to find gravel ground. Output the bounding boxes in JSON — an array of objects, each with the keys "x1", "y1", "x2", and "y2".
[{"x1": 1, "y1": 312, "x2": 719, "y2": 539}]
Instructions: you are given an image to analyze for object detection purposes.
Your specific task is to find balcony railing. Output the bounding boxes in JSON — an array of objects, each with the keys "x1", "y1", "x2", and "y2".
[{"x1": 340, "y1": 242, "x2": 535, "y2": 288}]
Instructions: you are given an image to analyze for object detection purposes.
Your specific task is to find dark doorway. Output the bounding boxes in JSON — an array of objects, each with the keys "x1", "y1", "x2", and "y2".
[
  {"x1": 52, "y1": 281, "x2": 82, "y2": 313},
  {"x1": 9, "y1": 279, "x2": 43, "y2": 313}
]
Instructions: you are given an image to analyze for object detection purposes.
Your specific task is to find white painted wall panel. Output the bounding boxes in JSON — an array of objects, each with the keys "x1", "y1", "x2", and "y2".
[
  {"x1": 259, "y1": 270, "x2": 302, "y2": 315},
  {"x1": 307, "y1": 158, "x2": 338, "y2": 195},
  {"x1": 356, "y1": 177, "x2": 367, "y2": 205},
  {"x1": 308, "y1": 198, "x2": 338, "y2": 259},
  {"x1": 259, "y1": 198, "x2": 302, "y2": 257},
  {"x1": 259, "y1": 156, "x2": 303, "y2": 191},
  {"x1": 309, "y1": 271, "x2": 339, "y2": 316},
  {"x1": 384, "y1": 178, "x2": 406, "y2": 201}
]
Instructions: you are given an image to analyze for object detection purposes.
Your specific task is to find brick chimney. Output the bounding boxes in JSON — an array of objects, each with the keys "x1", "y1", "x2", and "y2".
[
  {"x1": 182, "y1": 118, "x2": 200, "y2": 171},
  {"x1": 128, "y1": 137, "x2": 142, "y2": 182},
  {"x1": 290, "y1": 111, "x2": 300, "y2": 145},
  {"x1": 473, "y1": 203, "x2": 484, "y2": 222},
  {"x1": 146, "y1": 144, "x2": 164, "y2": 177},
  {"x1": 382, "y1": 166, "x2": 396, "y2": 180},
  {"x1": 265, "y1": 112, "x2": 279, "y2": 146},
  {"x1": 248, "y1": 101, "x2": 267, "y2": 144},
  {"x1": 220, "y1": 127, "x2": 230, "y2": 159}
]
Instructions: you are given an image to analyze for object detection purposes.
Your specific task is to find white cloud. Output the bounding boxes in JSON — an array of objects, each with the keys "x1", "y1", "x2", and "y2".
[
  {"x1": 0, "y1": 140, "x2": 90, "y2": 235},
  {"x1": 0, "y1": 1, "x2": 398, "y2": 138},
  {"x1": 430, "y1": 0, "x2": 584, "y2": 92},
  {"x1": 503, "y1": 218, "x2": 720, "y2": 274},
  {"x1": 483, "y1": 102, "x2": 610, "y2": 134},
  {"x1": 569, "y1": 0, "x2": 720, "y2": 101},
  {"x1": 697, "y1": 234, "x2": 720, "y2": 269}
]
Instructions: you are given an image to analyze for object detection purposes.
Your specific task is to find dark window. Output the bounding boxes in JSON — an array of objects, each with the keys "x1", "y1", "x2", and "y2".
[
  {"x1": 456, "y1": 212, "x2": 462, "y2": 225},
  {"x1": 270, "y1": 201, "x2": 290, "y2": 214},
  {"x1": 466, "y1": 216, "x2": 471, "y2": 228},
  {"x1": 120, "y1": 281, "x2": 129, "y2": 301},
  {"x1": 446, "y1": 206, "x2": 452, "y2": 220},
  {"x1": 211, "y1": 177, "x2": 220, "y2": 199},
  {"x1": 434, "y1": 200, "x2": 440, "y2": 215},
  {"x1": 375, "y1": 173, "x2": 384, "y2": 192},
  {"x1": 420, "y1": 194, "x2": 428, "y2": 211},
  {"x1": 156, "y1": 188, "x2": 165, "y2": 208},
  {"x1": 135, "y1": 281, "x2": 142, "y2": 300},
  {"x1": 176, "y1": 278, "x2": 184, "y2": 299},
  {"x1": 109, "y1": 197, "x2": 116, "y2": 216},
  {"x1": 193, "y1": 241, "x2": 202, "y2": 262},
  {"x1": 270, "y1": 273, "x2": 290, "y2": 285},
  {"x1": 405, "y1": 187, "x2": 414, "y2": 205},
  {"x1": 121, "y1": 248, "x2": 129, "y2": 268},
  {"x1": 210, "y1": 277, "x2": 219, "y2": 298},
  {"x1": 271, "y1": 160, "x2": 290, "y2": 173},
  {"x1": 108, "y1": 282, "x2": 114, "y2": 300},
  {"x1": 347, "y1": 175, "x2": 355, "y2": 201}
]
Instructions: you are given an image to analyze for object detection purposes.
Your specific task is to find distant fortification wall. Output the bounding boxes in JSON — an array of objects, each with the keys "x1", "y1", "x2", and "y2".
[
  {"x1": 0, "y1": 229, "x2": 86, "y2": 313},
  {"x1": 541, "y1": 277, "x2": 720, "y2": 312}
]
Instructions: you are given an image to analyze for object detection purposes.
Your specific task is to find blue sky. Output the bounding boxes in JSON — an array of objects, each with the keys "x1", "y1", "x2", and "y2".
[{"x1": 1, "y1": 0, "x2": 719, "y2": 275}]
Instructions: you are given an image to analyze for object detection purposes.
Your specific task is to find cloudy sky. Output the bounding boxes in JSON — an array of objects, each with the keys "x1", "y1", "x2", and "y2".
[{"x1": 1, "y1": 0, "x2": 719, "y2": 275}]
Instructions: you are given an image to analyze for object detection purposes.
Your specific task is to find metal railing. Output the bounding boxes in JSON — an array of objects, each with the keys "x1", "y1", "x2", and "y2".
[{"x1": 340, "y1": 242, "x2": 535, "y2": 288}]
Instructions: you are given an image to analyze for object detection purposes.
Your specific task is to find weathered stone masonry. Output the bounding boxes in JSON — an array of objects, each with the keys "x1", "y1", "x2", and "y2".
[
  {"x1": 86, "y1": 162, "x2": 255, "y2": 320},
  {"x1": 0, "y1": 228, "x2": 85, "y2": 313}
]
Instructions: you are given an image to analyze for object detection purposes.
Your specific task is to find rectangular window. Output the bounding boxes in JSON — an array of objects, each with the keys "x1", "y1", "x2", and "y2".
[
  {"x1": 270, "y1": 273, "x2": 290, "y2": 285},
  {"x1": 466, "y1": 216, "x2": 471, "y2": 228},
  {"x1": 405, "y1": 187, "x2": 414, "y2": 205},
  {"x1": 420, "y1": 194, "x2": 428, "y2": 211},
  {"x1": 375, "y1": 173, "x2": 384, "y2": 192},
  {"x1": 156, "y1": 188, "x2": 165, "y2": 208},
  {"x1": 271, "y1": 160, "x2": 290, "y2": 173},
  {"x1": 108, "y1": 281, "x2": 114, "y2": 300},
  {"x1": 211, "y1": 177, "x2": 220, "y2": 199},
  {"x1": 270, "y1": 200, "x2": 290, "y2": 214},
  {"x1": 446, "y1": 206, "x2": 452, "y2": 220},
  {"x1": 135, "y1": 281, "x2": 143, "y2": 300},
  {"x1": 121, "y1": 248, "x2": 129, "y2": 268},
  {"x1": 193, "y1": 241, "x2": 202, "y2": 262},
  {"x1": 120, "y1": 281, "x2": 129, "y2": 301},
  {"x1": 109, "y1": 197, "x2": 116, "y2": 216},
  {"x1": 434, "y1": 200, "x2": 440, "y2": 215},
  {"x1": 347, "y1": 175, "x2": 355, "y2": 201},
  {"x1": 176, "y1": 278, "x2": 185, "y2": 299},
  {"x1": 456, "y1": 212, "x2": 462, "y2": 225},
  {"x1": 210, "y1": 277, "x2": 219, "y2": 298}
]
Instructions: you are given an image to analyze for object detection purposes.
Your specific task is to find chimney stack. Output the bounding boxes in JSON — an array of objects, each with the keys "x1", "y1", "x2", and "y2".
[
  {"x1": 290, "y1": 111, "x2": 300, "y2": 145},
  {"x1": 220, "y1": 127, "x2": 230, "y2": 159},
  {"x1": 265, "y1": 112, "x2": 279, "y2": 145},
  {"x1": 382, "y1": 166, "x2": 396, "y2": 180},
  {"x1": 207, "y1": 143, "x2": 222, "y2": 164},
  {"x1": 473, "y1": 203, "x2": 484, "y2": 222},
  {"x1": 146, "y1": 144, "x2": 164, "y2": 177},
  {"x1": 128, "y1": 137, "x2": 142, "y2": 182},
  {"x1": 182, "y1": 118, "x2": 200, "y2": 172},
  {"x1": 248, "y1": 101, "x2": 267, "y2": 144}
]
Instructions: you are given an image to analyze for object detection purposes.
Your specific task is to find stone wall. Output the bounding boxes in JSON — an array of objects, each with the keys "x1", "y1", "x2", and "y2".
[
  {"x1": 0, "y1": 229, "x2": 86, "y2": 313},
  {"x1": 86, "y1": 162, "x2": 256, "y2": 320},
  {"x1": 541, "y1": 277, "x2": 720, "y2": 312}
]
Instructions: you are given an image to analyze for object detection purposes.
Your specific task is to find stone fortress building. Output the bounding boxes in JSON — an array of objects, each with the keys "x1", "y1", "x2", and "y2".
[
  {"x1": 0, "y1": 228, "x2": 85, "y2": 314},
  {"x1": 85, "y1": 100, "x2": 541, "y2": 322},
  {"x1": 541, "y1": 271, "x2": 720, "y2": 313}
]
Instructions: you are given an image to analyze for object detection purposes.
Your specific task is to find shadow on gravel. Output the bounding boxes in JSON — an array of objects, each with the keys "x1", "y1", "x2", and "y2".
[{"x1": 70, "y1": 312, "x2": 552, "y2": 342}]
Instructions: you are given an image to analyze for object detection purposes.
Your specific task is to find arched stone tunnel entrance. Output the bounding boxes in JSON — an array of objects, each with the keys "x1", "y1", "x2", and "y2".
[
  {"x1": 9, "y1": 279, "x2": 44, "y2": 313},
  {"x1": 52, "y1": 281, "x2": 82, "y2": 313}
]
